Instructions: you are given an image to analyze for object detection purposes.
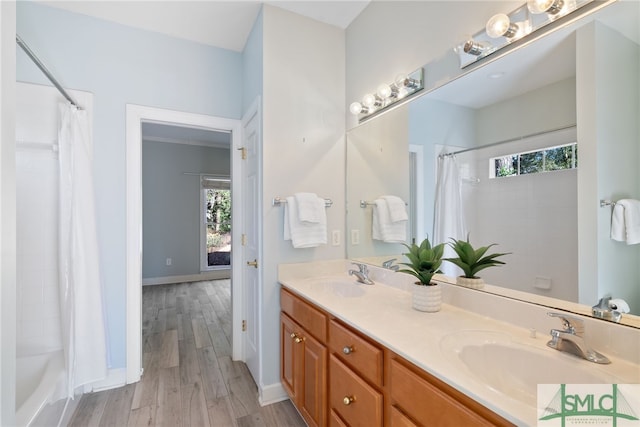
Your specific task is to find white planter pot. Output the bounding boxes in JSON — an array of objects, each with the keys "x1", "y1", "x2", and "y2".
[
  {"x1": 456, "y1": 276, "x2": 485, "y2": 290},
  {"x1": 412, "y1": 283, "x2": 441, "y2": 312}
]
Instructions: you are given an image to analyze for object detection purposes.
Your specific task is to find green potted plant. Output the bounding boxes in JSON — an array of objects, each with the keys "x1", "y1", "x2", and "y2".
[
  {"x1": 445, "y1": 235, "x2": 510, "y2": 289},
  {"x1": 398, "y1": 237, "x2": 445, "y2": 312}
]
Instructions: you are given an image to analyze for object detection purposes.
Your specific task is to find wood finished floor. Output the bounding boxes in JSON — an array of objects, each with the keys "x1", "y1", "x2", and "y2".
[{"x1": 68, "y1": 280, "x2": 306, "y2": 427}]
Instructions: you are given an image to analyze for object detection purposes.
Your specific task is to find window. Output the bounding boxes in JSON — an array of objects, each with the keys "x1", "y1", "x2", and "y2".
[
  {"x1": 490, "y1": 142, "x2": 577, "y2": 178},
  {"x1": 202, "y1": 176, "x2": 231, "y2": 270}
]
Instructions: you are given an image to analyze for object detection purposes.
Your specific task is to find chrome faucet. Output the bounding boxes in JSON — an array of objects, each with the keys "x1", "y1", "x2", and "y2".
[
  {"x1": 382, "y1": 258, "x2": 399, "y2": 271},
  {"x1": 546, "y1": 312, "x2": 610, "y2": 364},
  {"x1": 349, "y1": 263, "x2": 374, "y2": 285}
]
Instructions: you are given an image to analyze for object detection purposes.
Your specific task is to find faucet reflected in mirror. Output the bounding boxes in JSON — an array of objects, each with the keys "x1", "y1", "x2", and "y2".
[{"x1": 346, "y1": 0, "x2": 640, "y2": 326}]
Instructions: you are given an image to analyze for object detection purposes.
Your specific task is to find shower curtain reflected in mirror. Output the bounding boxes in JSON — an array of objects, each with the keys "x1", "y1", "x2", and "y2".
[
  {"x1": 57, "y1": 103, "x2": 107, "y2": 399},
  {"x1": 433, "y1": 153, "x2": 466, "y2": 277}
]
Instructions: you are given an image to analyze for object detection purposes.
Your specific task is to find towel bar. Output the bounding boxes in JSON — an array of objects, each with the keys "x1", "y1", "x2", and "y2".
[
  {"x1": 600, "y1": 199, "x2": 617, "y2": 207},
  {"x1": 273, "y1": 196, "x2": 332, "y2": 207},
  {"x1": 360, "y1": 200, "x2": 408, "y2": 208}
]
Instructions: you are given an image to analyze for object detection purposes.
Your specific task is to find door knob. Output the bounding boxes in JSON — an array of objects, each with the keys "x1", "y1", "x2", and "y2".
[{"x1": 246, "y1": 259, "x2": 258, "y2": 268}]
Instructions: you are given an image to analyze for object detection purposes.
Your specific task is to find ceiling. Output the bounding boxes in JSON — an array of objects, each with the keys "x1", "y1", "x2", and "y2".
[{"x1": 41, "y1": 1, "x2": 370, "y2": 52}]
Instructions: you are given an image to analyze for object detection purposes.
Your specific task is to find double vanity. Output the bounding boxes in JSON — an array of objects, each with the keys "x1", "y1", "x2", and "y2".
[{"x1": 278, "y1": 260, "x2": 640, "y2": 426}]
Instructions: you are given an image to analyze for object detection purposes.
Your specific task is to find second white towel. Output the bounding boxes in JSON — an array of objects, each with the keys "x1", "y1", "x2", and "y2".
[
  {"x1": 372, "y1": 198, "x2": 407, "y2": 243},
  {"x1": 611, "y1": 199, "x2": 640, "y2": 245}
]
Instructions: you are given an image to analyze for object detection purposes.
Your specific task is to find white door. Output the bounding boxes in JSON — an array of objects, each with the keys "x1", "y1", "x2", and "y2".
[{"x1": 241, "y1": 99, "x2": 261, "y2": 384}]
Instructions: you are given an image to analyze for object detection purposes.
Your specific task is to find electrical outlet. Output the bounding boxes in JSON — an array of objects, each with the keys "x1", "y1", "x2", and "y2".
[
  {"x1": 351, "y1": 229, "x2": 360, "y2": 245},
  {"x1": 332, "y1": 230, "x2": 341, "y2": 246},
  {"x1": 166, "y1": 258, "x2": 172, "y2": 266}
]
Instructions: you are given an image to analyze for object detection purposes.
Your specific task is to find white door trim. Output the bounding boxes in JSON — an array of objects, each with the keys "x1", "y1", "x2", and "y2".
[{"x1": 125, "y1": 105, "x2": 242, "y2": 383}]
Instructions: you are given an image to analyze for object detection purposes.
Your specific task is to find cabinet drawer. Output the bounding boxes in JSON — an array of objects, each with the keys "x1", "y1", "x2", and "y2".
[
  {"x1": 329, "y1": 354, "x2": 383, "y2": 427},
  {"x1": 280, "y1": 288, "x2": 327, "y2": 341},
  {"x1": 329, "y1": 320, "x2": 383, "y2": 387},
  {"x1": 390, "y1": 359, "x2": 500, "y2": 426}
]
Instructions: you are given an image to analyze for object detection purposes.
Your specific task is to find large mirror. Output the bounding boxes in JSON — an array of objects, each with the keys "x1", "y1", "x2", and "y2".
[{"x1": 346, "y1": 0, "x2": 640, "y2": 325}]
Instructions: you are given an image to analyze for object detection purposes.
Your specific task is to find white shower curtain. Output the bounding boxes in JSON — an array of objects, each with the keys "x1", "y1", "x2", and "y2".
[
  {"x1": 58, "y1": 103, "x2": 107, "y2": 398},
  {"x1": 433, "y1": 154, "x2": 467, "y2": 277}
]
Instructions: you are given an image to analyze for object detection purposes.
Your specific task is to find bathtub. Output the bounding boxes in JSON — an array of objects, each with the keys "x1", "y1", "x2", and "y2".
[{"x1": 16, "y1": 348, "x2": 65, "y2": 427}]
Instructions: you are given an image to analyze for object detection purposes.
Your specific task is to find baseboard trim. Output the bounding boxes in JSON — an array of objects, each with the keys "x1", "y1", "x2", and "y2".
[
  {"x1": 142, "y1": 270, "x2": 230, "y2": 286},
  {"x1": 259, "y1": 382, "x2": 289, "y2": 406}
]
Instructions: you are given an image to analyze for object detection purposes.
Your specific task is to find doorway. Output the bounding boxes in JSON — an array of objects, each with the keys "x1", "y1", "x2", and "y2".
[{"x1": 126, "y1": 105, "x2": 242, "y2": 383}]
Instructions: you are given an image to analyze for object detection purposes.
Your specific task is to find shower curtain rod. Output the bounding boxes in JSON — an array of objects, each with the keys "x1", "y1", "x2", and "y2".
[
  {"x1": 438, "y1": 124, "x2": 576, "y2": 159},
  {"x1": 16, "y1": 34, "x2": 81, "y2": 109}
]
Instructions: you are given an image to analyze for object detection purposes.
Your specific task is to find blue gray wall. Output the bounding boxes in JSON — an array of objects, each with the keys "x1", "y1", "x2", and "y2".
[
  {"x1": 17, "y1": 2, "x2": 243, "y2": 368},
  {"x1": 142, "y1": 142, "x2": 230, "y2": 279}
]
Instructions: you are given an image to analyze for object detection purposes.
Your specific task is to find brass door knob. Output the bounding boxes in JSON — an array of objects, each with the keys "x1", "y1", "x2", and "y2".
[
  {"x1": 343, "y1": 396, "x2": 355, "y2": 406},
  {"x1": 246, "y1": 259, "x2": 258, "y2": 268},
  {"x1": 290, "y1": 333, "x2": 303, "y2": 344}
]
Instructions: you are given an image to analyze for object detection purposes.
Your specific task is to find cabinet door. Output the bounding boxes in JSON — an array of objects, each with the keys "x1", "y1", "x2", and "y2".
[
  {"x1": 281, "y1": 313, "x2": 301, "y2": 400},
  {"x1": 300, "y1": 332, "x2": 327, "y2": 427}
]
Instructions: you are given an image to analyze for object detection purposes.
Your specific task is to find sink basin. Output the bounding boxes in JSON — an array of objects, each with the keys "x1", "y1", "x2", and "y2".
[
  {"x1": 440, "y1": 330, "x2": 620, "y2": 407},
  {"x1": 300, "y1": 276, "x2": 366, "y2": 298}
]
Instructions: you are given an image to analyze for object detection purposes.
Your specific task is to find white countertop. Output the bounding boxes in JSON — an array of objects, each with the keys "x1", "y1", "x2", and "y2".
[{"x1": 278, "y1": 261, "x2": 640, "y2": 426}]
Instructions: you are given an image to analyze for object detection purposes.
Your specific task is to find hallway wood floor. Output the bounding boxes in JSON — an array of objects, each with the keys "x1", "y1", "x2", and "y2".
[{"x1": 68, "y1": 280, "x2": 306, "y2": 427}]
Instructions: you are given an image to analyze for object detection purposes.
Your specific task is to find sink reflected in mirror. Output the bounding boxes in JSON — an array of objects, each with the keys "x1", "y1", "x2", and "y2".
[{"x1": 439, "y1": 330, "x2": 621, "y2": 407}]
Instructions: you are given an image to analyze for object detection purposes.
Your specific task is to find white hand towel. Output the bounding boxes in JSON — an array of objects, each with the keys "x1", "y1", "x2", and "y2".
[
  {"x1": 295, "y1": 192, "x2": 322, "y2": 223},
  {"x1": 381, "y1": 195, "x2": 408, "y2": 223},
  {"x1": 372, "y1": 198, "x2": 407, "y2": 243},
  {"x1": 284, "y1": 196, "x2": 327, "y2": 248},
  {"x1": 611, "y1": 199, "x2": 640, "y2": 245}
]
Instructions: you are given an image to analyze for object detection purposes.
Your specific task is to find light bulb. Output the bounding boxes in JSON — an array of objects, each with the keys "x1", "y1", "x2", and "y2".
[
  {"x1": 527, "y1": 0, "x2": 564, "y2": 14},
  {"x1": 362, "y1": 93, "x2": 382, "y2": 108},
  {"x1": 377, "y1": 83, "x2": 399, "y2": 100},
  {"x1": 394, "y1": 74, "x2": 408, "y2": 88},
  {"x1": 377, "y1": 84, "x2": 392, "y2": 99},
  {"x1": 486, "y1": 13, "x2": 518, "y2": 38},
  {"x1": 349, "y1": 101, "x2": 367, "y2": 115}
]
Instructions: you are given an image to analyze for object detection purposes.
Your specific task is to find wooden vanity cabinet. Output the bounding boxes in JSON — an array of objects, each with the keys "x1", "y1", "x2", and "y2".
[
  {"x1": 280, "y1": 289, "x2": 327, "y2": 427},
  {"x1": 388, "y1": 356, "x2": 512, "y2": 427},
  {"x1": 280, "y1": 287, "x2": 514, "y2": 427}
]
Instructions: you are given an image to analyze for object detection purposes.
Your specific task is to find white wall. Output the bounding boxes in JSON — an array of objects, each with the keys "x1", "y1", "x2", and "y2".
[
  {"x1": 262, "y1": 5, "x2": 345, "y2": 389},
  {"x1": 1, "y1": 2, "x2": 17, "y2": 424}
]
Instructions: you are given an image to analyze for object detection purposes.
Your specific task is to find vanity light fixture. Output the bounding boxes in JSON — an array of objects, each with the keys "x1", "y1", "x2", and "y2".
[
  {"x1": 456, "y1": 0, "x2": 591, "y2": 68},
  {"x1": 350, "y1": 68, "x2": 424, "y2": 121}
]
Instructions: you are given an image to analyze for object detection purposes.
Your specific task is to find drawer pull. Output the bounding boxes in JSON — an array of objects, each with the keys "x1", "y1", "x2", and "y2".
[
  {"x1": 342, "y1": 345, "x2": 354, "y2": 355},
  {"x1": 342, "y1": 396, "x2": 355, "y2": 406},
  {"x1": 290, "y1": 333, "x2": 304, "y2": 344}
]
